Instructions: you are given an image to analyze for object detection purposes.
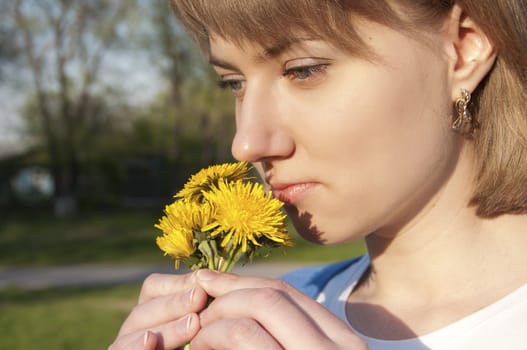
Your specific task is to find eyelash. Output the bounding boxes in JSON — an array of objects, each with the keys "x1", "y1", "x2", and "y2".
[
  {"x1": 282, "y1": 64, "x2": 329, "y2": 81},
  {"x1": 217, "y1": 63, "x2": 330, "y2": 94},
  {"x1": 217, "y1": 80, "x2": 243, "y2": 91}
]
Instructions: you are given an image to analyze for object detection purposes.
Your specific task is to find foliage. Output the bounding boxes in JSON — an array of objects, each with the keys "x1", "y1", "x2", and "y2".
[
  {"x1": 0, "y1": 2, "x2": 20, "y2": 79},
  {"x1": 2, "y1": 0, "x2": 237, "y2": 215},
  {"x1": 8, "y1": 0, "x2": 141, "y2": 216},
  {"x1": 0, "y1": 284, "x2": 139, "y2": 350}
]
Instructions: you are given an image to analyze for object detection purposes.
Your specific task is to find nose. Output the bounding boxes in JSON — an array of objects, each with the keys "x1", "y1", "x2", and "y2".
[{"x1": 231, "y1": 84, "x2": 294, "y2": 163}]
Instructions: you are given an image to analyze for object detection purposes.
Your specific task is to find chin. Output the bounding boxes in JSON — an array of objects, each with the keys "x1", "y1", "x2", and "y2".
[
  {"x1": 287, "y1": 205, "x2": 372, "y2": 246},
  {"x1": 285, "y1": 205, "x2": 326, "y2": 244},
  {"x1": 288, "y1": 210, "x2": 349, "y2": 245}
]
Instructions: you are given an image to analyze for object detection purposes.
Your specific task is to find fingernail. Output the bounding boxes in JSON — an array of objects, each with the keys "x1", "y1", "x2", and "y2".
[
  {"x1": 197, "y1": 269, "x2": 219, "y2": 281},
  {"x1": 178, "y1": 314, "x2": 192, "y2": 331},
  {"x1": 186, "y1": 314, "x2": 193, "y2": 331},
  {"x1": 143, "y1": 331, "x2": 151, "y2": 346},
  {"x1": 188, "y1": 287, "x2": 195, "y2": 303}
]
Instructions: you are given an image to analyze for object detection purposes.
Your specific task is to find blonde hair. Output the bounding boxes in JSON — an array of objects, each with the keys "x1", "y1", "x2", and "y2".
[{"x1": 170, "y1": 0, "x2": 527, "y2": 217}]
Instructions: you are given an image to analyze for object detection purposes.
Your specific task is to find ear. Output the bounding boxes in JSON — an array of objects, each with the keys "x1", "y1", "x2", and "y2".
[{"x1": 444, "y1": 5, "x2": 497, "y2": 100}]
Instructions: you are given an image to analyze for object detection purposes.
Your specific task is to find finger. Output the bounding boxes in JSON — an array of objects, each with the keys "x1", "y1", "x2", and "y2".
[
  {"x1": 196, "y1": 270, "x2": 365, "y2": 348},
  {"x1": 199, "y1": 287, "x2": 339, "y2": 349},
  {"x1": 111, "y1": 314, "x2": 200, "y2": 350},
  {"x1": 109, "y1": 330, "x2": 157, "y2": 350},
  {"x1": 143, "y1": 331, "x2": 158, "y2": 350},
  {"x1": 138, "y1": 272, "x2": 198, "y2": 304},
  {"x1": 118, "y1": 286, "x2": 208, "y2": 336},
  {"x1": 109, "y1": 331, "x2": 145, "y2": 350},
  {"x1": 191, "y1": 318, "x2": 282, "y2": 350}
]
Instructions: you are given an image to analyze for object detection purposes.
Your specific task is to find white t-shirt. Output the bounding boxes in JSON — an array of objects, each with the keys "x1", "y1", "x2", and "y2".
[{"x1": 318, "y1": 255, "x2": 527, "y2": 350}]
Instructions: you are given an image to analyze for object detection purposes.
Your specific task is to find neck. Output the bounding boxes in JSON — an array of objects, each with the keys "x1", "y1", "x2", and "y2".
[
  {"x1": 347, "y1": 144, "x2": 527, "y2": 339},
  {"x1": 362, "y1": 145, "x2": 527, "y2": 301}
]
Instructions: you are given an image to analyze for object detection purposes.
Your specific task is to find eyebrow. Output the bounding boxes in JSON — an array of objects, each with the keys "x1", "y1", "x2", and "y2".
[
  {"x1": 209, "y1": 56, "x2": 239, "y2": 71},
  {"x1": 209, "y1": 38, "x2": 309, "y2": 70},
  {"x1": 262, "y1": 38, "x2": 301, "y2": 58}
]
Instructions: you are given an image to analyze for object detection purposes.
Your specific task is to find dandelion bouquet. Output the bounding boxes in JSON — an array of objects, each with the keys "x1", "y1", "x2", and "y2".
[{"x1": 155, "y1": 162, "x2": 293, "y2": 273}]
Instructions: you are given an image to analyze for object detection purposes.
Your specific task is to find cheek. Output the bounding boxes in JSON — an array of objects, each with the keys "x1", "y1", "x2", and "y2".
[
  {"x1": 285, "y1": 57, "x2": 454, "y2": 237},
  {"x1": 314, "y1": 52, "x2": 450, "y2": 166},
  {"x1": 290, "y1": 71, "x2": 449, "y2": 169}
]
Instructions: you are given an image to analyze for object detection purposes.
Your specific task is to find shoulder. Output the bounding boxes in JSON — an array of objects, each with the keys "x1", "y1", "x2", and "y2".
[{"x1": 280, "y1": 255, "x2": 366, "y2": 299}]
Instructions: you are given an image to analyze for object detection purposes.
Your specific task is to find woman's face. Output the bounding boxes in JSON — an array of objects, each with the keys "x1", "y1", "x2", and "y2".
[{"x1": 209, "y1": 20, "x2": 460, "y2": 245}]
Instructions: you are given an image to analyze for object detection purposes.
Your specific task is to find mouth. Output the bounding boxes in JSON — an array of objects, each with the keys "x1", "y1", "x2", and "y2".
[{"x1": 269, "y1": 182, "x2": 318, "y2": 204}]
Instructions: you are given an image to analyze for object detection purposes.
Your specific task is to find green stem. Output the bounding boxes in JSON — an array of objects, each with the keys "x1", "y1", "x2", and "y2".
[
  {"x1": 208, "y1": 257, "x2": 215, "y2": 270},
  {"x1": 217, "y1": 257, "x2": 225, "y2": 271},
  {"x1": 222, "y1": 246, "x2": 244, "y2": 272}
]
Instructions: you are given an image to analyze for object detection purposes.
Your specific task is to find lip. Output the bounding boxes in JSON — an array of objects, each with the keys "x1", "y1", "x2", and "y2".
[{"x1": 269, "y1": 182, "x2": 317, "y2": 204}]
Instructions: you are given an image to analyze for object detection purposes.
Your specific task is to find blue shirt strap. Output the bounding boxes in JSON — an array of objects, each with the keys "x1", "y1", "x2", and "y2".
[{"x1": 280, "y1": 256, "x2": 363, "y2": 299}]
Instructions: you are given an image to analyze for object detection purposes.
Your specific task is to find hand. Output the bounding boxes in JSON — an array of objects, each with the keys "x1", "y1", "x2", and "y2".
[
  {"x1": 189, "y1": 270, "x2": 368, "y2": 350},
  {"x1": 108, "y1": 272, "x2": 209, "y2": 350}
]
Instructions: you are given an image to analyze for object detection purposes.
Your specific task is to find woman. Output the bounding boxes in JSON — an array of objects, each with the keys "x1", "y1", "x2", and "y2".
[{"x1": 111, "y1": 1, "x2": 527, "y2": 349}]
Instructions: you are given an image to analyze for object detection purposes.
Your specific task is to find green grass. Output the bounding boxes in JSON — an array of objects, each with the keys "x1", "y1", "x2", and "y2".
[
  {"x1": 0, "y1": 211, "x2": 365, "y2": 266},
  {"x1": 0, "y1": 212, "x2": 366, "y2": 349},
  {"x1": 0, "y1": 284, "x2": 139, "y2": 350},
  {"x1": 0, "y1": 211, "x2": 167, "y2": 266}
]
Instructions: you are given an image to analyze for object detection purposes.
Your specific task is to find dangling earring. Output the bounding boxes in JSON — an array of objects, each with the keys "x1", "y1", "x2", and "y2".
[{"x1": 451, "y1": 88, "x2": 478, "y2": 135}]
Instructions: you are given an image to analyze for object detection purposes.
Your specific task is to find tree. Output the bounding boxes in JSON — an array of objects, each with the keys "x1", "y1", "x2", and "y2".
[
  {"x1": 0, "y1": 2, "x2": 20, "y2": 80},
  {"x1": 11, "y1": 0, "x2": 136, "y2": 216},
  {"x1": 110, "y1": 0, "x2": 235, "y2": 197},
  {"x1": 148, "y1": 1, "x2": 235, "y2": 166}
]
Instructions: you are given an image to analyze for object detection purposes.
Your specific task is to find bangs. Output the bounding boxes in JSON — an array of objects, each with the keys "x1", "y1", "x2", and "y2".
[{"x1": 170, "y1": 0, "x2": 407, "y2": 57}]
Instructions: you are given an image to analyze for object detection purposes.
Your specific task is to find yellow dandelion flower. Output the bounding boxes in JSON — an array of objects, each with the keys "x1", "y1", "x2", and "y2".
[
  {"x1": 202, "y1": 180, "x2": 293, "y2": 253},
  {"x1": 155, "y1": 162, "x2": 293, "y2": 273},
  {"x1": 175, "y1": 162, "x2": 252, "y2": 202},
  {"x1": 155, "y1": 200, "x2": 213, "y2": 268}
]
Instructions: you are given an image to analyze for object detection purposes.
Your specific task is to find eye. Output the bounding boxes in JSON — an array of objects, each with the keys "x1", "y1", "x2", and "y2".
[
  {"x1": 218, "y1": 79, "x2": 243, "y2": 91},
  {"x1": 217, "y1": 78, "x2": 245, "y2": 97},
  {"x1": 282, "y1": 64, "x2": 329, "y2": 81}
]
